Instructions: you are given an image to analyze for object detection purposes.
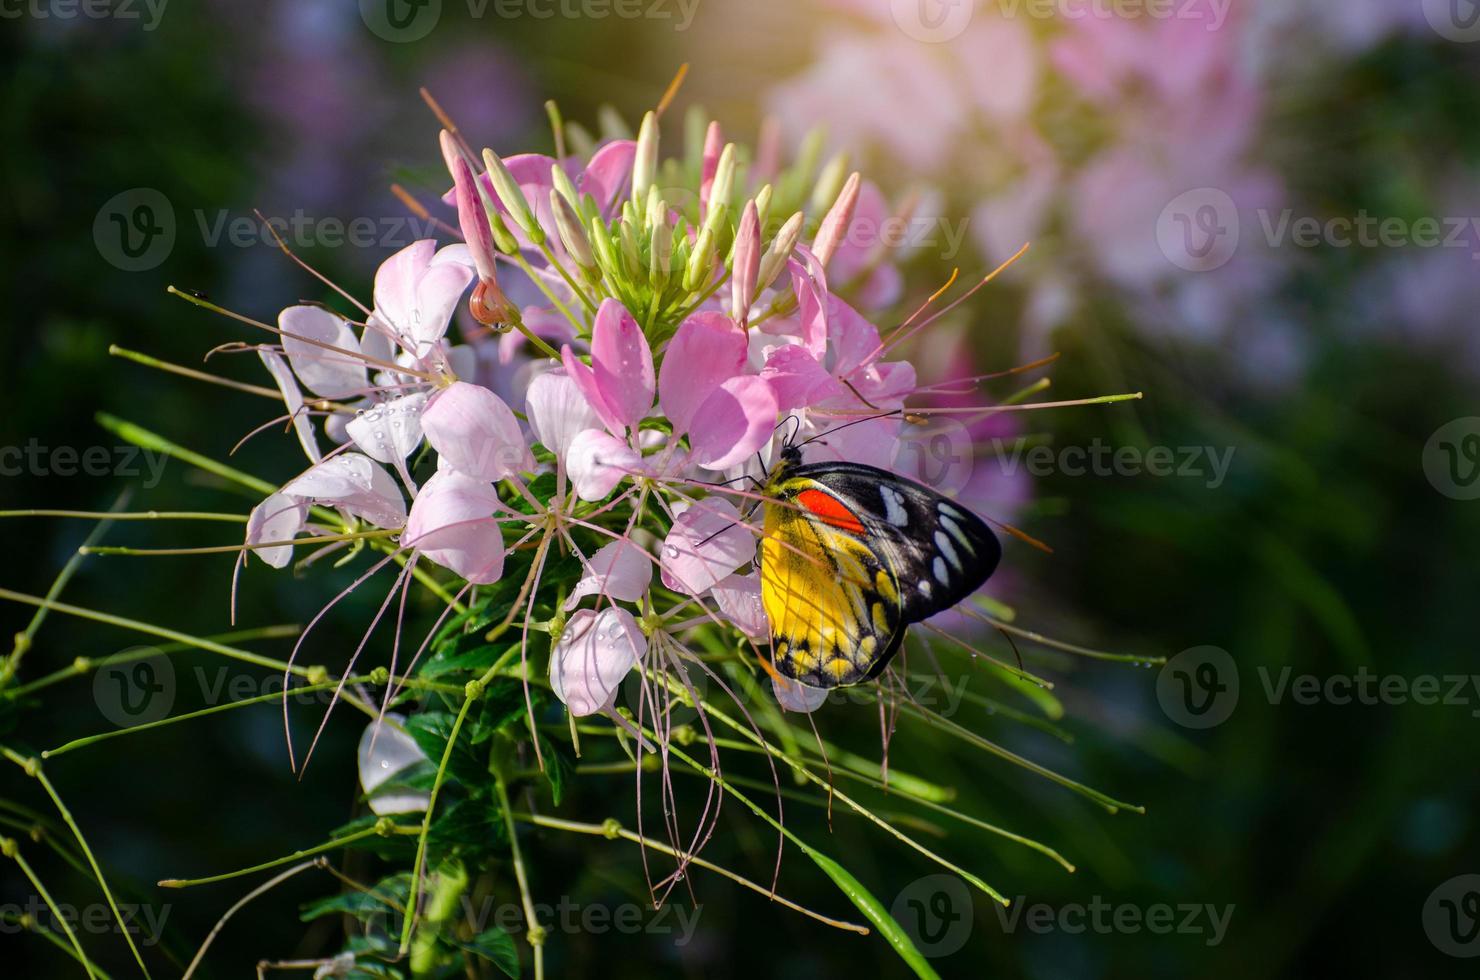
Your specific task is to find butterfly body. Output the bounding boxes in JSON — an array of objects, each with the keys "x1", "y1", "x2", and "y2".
[{"x1": 758, "y1": 446, "x2": 1002, "y2": 689}]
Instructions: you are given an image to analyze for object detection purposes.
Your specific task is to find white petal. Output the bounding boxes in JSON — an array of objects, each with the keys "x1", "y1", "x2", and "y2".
[
  {"x1": 564, "y1": 539, "x2": 653, "y2": 610},
  {"x1": 357, "y1": 713, "x2": 430, "y2": 815},
  {"x1": 567, "y1": 429, "x2": 642, "y2": 502},
  {"x1": 549, "y1": 608, "x2": 646, "y2": 717},
  {"x1": 711, "y1": 572, "x2": 767, "y2": 639},
  {"x1": 258, "y1": 350, "x2": 322, "y2": 463},
  {"x1": 245, "y1": 492, "x2": 308, "y2": 569},
  {"x1": 659, "y1": 498, "x2": 753, "y2": 596},
  {"x1": 345, "y1": 392, "x2": 428, "y2": 464},
  {"x1": 526, "y1": 369, "x2": 602, "y2": 461},
  {"x1": 279, "y1": 305, "x2": 368, "y2": 399},
  {"x1": 772, "y1": 676, "x2": 830, "y2": 714},
  {"x1": 281, "y1": 453, "x2": 407, "y2": 529}
]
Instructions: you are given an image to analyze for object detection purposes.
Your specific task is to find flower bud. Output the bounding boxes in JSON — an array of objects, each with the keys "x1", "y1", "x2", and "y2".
[
  {"x1": 731, "y1": 200, "x2": 760, "y2": 323},
  {"x1": 482, "y1": 148, "x2": 545, "y2": 245},
  {"x1": 632, "y1": 110, "x2": 659, "y2": 206},
  {"x1": 812, "y1": 172, "x2": 860, "y2": 269},
  {"x1": 551, "y1": 189, "x2": 596, "y2": 271},
  {"x1": 757, "y1": 211, "x2": 804, "y2": 293}
]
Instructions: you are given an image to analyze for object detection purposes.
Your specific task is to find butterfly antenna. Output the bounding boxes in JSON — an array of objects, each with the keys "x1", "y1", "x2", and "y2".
[
  {"x1": 983, "y1": 515, "x2": 1054, "y2": 554},
  {"x1": 793, "y1": 409, "x2": 905, "y2": 450}
]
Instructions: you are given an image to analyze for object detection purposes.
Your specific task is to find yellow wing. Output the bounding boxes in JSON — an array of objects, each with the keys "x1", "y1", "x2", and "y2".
[{"x1": 759, "y1": 491, "x2": 904, "y2": 689}]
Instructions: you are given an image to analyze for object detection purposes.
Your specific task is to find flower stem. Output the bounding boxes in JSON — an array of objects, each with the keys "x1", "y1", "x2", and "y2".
[
  {"x1": 493, "y1": 752, "x2": 545, "y2": 980},
  {"x1": 517, "y1": 813, "x2": 869, "y2": 935},
  {"x1": 2, "y1": 838, "x2": 100, "y2": 979},
  {"x1": 0, "y1": 588, "x2": 314, "y2": 677},
  {"x1": 1, "y1": 748, "x2": 152, "y2": 978},
  {"x1": 158, "y1": 819, "x2": 414, "y2": 888}
]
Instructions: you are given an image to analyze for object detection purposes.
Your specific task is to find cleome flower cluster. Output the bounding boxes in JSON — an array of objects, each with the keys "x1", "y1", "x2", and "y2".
[{"x1": 238, "y1": 100, "x2": 1021, "y2": 734}]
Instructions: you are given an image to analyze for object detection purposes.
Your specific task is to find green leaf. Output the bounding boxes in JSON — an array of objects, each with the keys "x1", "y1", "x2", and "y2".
[
  {"x1": 455, "y1": 927, "x2": 521, "y2": 978},
  {"x1": 801, "y1": 848, "x2": 943, "y2": 980}
]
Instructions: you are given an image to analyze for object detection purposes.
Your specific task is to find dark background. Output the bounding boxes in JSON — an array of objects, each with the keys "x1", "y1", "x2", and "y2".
[{"x1": 2, "y1": 1, "x2": 1478, "y2": 977}]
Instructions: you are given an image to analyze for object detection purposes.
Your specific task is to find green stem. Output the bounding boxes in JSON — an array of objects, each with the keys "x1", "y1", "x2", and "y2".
[
  {"x1": 519, "y1": 813, "x2": 869, "y2": 935},
  {"x1": 493, "y1": 753, "x2": 545, "y2": 980},
  {"x1": 5, "y1": 626, "x2": 300, "y2": 700},
  {"x1": 1, "y1": 749, "x2": 151, "y2": 978},
  {"x1": 158, "y1": 819, "x2": 413, "y2": 889},
  {"x1": 0, "y1": 588, "x2": 314, "y2": 677},
  {"x1": 2, "y1": 500, "x2": 125, "y2": 690},
  {"x1": 3, "y1": 840, "x2": 100, "y2": 979}
]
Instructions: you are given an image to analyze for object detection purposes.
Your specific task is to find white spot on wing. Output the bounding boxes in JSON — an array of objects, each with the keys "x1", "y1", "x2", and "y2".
[
  {"x1": 918, "y1": 580, "x2": 932, "y2": 599},
  {"x1": 932, "y1": 557, "x2": 949, "y2": 585},
  {"x1": 939, "y1": 513, "x2": 973, "y2": 552},
  {"x1": 880, "y1": 486, "x2": 908, "y2": 527},
  {"x1": 935, "y1": 531, "x2": 962, "y2": 571}
]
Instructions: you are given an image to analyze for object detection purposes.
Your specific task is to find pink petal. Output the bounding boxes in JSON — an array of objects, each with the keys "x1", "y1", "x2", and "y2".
[
  {"x1": 561, "y1": 344, "x2": 624, "y2": 436},
  {"x1": 258, "y1": 349, "x2": 321, "y2": 463},
  {"x1": 660, "y1": 498, "x2": 753, "y2": 595},
  {"x1": 589, "y1": 298, "x2": 655, "y2": 431},
  {"x1": 549, "y1": 608, "x2": 646, "y2": 717},
  {"x1": 279, "y1": 305, "x2": 367, "y2": 399},
  {"x1": 567, "y1": 429, "x2": 642, "y2": 502},
  {"x1": 827, "y1": 294, "x2": 885, "y2": 378},
  {"x1": 658, "y1": 312, "x2": 748, "y2": 435},
  {"x1": 788, "y1": 248, "x2": 831, "y2": 358},
  {"x1": 711, "y1": 572, "x2": 766, "y2": 639},
  {"x1": 408, "y1": 256, "x2": 474, "y2": 354},
  {"x1": 563, "y1": 539, "x2": 653, "y2": 610},
  {"x1": 579, "y1": 140, "x2": 637, "y2": 215},
  {"x1": 282, "y1": 453, "x2": 407, "y2": 529},
  {"x1": 759, "y1": 343, "x2": 839, "y2": 412},
  {"x1": 402, "y1": 470, "x2": 506, "y2": 584},
  {"x1": 526, "y1": 369, "x2": 602, "y2": 460},
  {"x1": 245, "y1": 492, "x2": 308, "y2": 570},
  {"x1": 422, "y1": 382, "x2": 532, "y2": 481},
  {"x1": 689, "y1": 376, "x2": 780, "y2": 471},
  {"x1": 372, "y1": 240, "x2": 438, "y2": 339},
  {"x1": 346, "y1": 391, "x2": 428, "y2": 464}
]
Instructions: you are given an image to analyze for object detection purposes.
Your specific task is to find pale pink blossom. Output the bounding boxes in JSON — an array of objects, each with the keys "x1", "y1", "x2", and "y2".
[
  {"x1": 564, "y1": 539, "x2": 653, "y2": 610},
  {"x1": 567, "y1": 429, "x2": 642, "y2": 502},
  {"x1": 659, "y1": 499, "x2": 753, "y2": 596},
  {"x1": 549, "y1": 607, "x2": 647, "y2": 717},
  {"x1": 561, "y1": 299, "x2": 655, "y2": 436},
  {"x1": 422, "y1": 381, "x2": 533, "y2": 482},
  {"x1": 402, "y1": 470, "x2": 506, "y2": 584},
  {"x1": 280, "y1": 453, "x2": 407, "y2": 529},
  {"x1": 279, "y1": 305, "x2": 367, "y2": 400},
  {"x1": 245, "y1": 492, "x2": 309, "y2": 569}
]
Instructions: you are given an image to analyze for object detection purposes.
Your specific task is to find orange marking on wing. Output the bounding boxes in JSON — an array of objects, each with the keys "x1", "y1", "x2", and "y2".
[{"x1": 796, "y1": 489, "x2": 865, "y2": 535}]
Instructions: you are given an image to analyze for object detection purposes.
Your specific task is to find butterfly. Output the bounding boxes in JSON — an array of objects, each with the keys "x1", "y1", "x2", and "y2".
[{"x1": 757, "y1": 435, "x2": 1003, "y2": 690}]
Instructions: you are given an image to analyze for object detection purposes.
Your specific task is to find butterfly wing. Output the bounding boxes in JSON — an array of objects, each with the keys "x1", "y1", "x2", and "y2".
[
  {"x1": 759, "y1": 462, "x2": 1001, "y2": 688},
  {"x1": 792, "y1": 461, "x2": 1003, "y2": 623},
  {"x1": 759, "y1": 484, "x2": 906, "y2": 689}
]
